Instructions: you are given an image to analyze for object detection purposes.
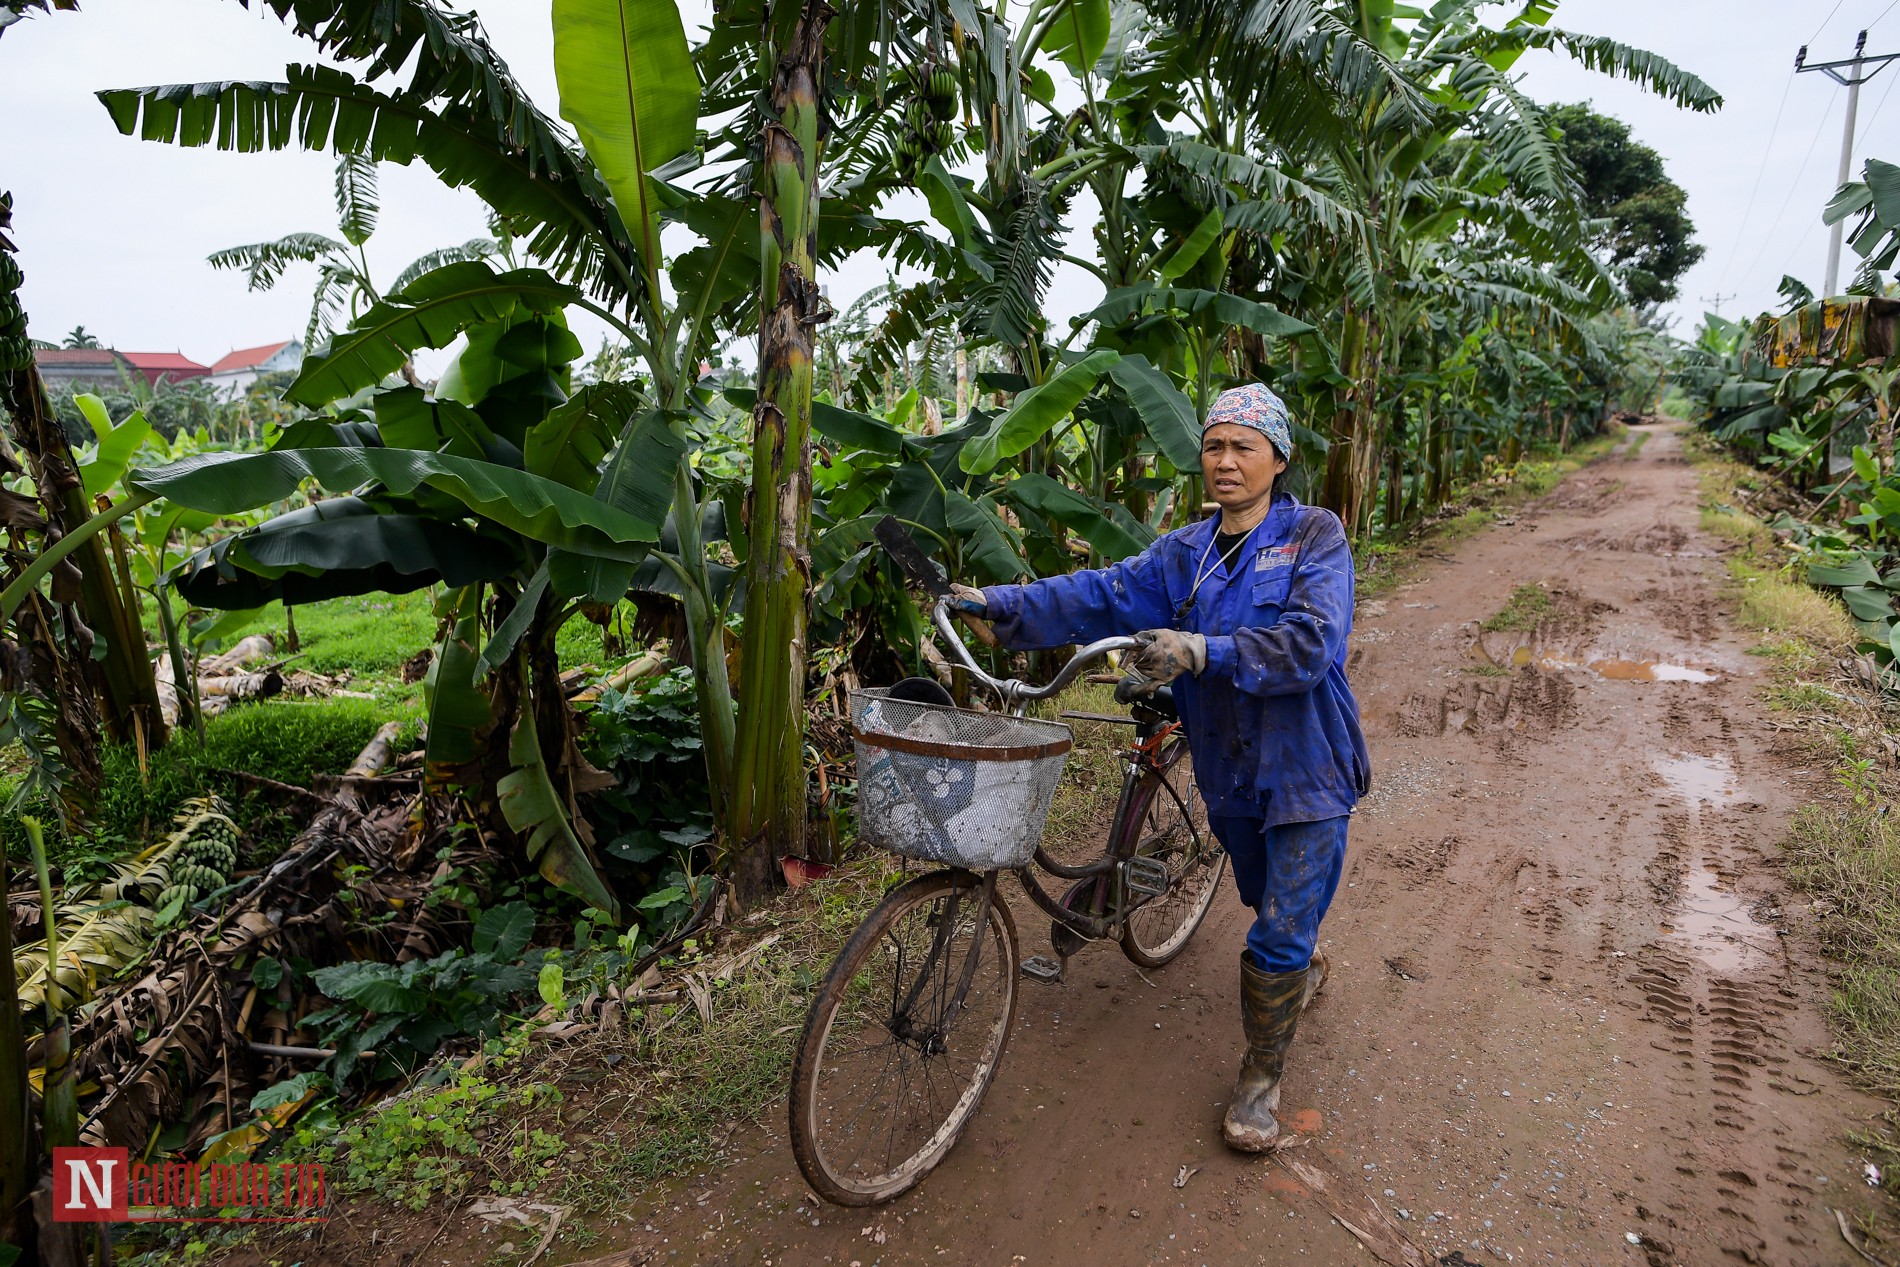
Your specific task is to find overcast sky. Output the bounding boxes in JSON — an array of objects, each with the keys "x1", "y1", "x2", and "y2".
[{"x1": 2, "y1": 0, "x2": 1897, "y2": 370}]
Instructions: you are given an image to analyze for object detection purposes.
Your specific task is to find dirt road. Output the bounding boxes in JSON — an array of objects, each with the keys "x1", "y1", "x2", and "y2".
[{"x1": 590, "y1": 425, "x2": 1884, "y2": 1267}]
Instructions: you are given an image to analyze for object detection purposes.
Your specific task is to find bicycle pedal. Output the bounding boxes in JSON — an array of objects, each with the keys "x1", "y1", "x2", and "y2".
[
  {"x1": 1121, "y1": 856, "x2": 1170, "y2": 897},
  {"x1": 1021, "y1": 955, "x2": 1064, "y2": 983}
]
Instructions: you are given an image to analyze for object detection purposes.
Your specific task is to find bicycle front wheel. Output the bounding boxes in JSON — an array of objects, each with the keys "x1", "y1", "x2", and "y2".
[
  {"x1": 789, "y1": 869, "x2": 1019, "y2": 1206},
  {"x1": 1121, "y1": 755, "x2": 1227, "y2": 969}
]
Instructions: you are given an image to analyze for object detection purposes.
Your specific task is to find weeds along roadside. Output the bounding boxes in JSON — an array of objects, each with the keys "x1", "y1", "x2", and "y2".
[
  {"x1": 121, "y1": 857, "x2": 902, "y2": 1265},
  {"x1": 1689, "y1": 433, "x2": 1900, "y2": 1201}
]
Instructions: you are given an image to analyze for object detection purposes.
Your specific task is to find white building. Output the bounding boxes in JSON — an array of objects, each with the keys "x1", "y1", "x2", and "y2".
[{"x1": 206, "y1": 340, "x2": 302, "y2": 398}]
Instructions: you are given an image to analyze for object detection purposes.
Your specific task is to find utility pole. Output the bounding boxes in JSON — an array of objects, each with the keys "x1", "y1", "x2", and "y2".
[{"x1": 1796, "y1": 31, "x2": 1900, "y2": 296}]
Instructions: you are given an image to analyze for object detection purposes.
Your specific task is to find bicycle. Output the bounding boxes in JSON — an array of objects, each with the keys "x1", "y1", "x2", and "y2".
[{"x1": 788, "y1": 591, "x2": 1229, "y2": 1206}]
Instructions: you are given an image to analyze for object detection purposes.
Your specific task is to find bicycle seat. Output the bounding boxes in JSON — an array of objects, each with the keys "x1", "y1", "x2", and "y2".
[{"x1": 1112, "y1": 676, "x2": 1177, "y2": 720}]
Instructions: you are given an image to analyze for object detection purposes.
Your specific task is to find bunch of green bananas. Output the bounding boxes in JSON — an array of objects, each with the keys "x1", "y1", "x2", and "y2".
[
  {"x1": 0, "y1": 250, "x2": 30, "y2": 373},
  {"x1": 153, "y1": 797, "x2": 241, "y2": 914},
  {"x1": 893, "y1": 64, "x2": 959, "y2": 172}
]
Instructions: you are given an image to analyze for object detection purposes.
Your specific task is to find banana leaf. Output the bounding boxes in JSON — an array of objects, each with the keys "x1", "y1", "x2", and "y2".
[
  {"x1": 946, "y1": 490, "x2": 1029, "y2": 582},
  {"x1": 375, "y1": 386, "x2": 524, "y2": 467},
  {"x1": 1006, "y1": 473, "x2": 1153, "y2": 560},
  {"x1": 1155, "y1": 208, "x2": 1224, "y2": 283},
  {"x1": 169, "y1": 498, "x2": 521, "y2": 609},
  {"x1": 127, "y1": 446, "x2": 667, "y2": 561},
  {"x1": 525, "y1": 382, "x2": 639, "y2": 490},
  {"x1": 1106, "y1": 353, "x2": 1200, "y2": 469},
  {"x1": 498, "y1": 664, "x2": 621, "y2": 917},
  {"x1": 1040, "y1": 0, "x2": 1111, "y2": 76},
  {"x1": 1087, "y1": 285, "x2": 1312, "y2": 339},
  {"x1": 477, "y1": 564, "x2": 551, "y2": 678},
  {"x1": 271, "y1": 417, "x2": 384, "y2": 450},
  {"x1": 287, "y1": 262, "x2": 579, "y2": 406},
  {"x1": 725, "y1": 387, "x2": 914, "y2": 456},
  {"x1": 546, "y1": 406, "x2": 686, "y2": 602},
  {"x1": 552, "y1": 0, "x2": 699, "y2": 291},
  {"x1": 74, "y1": 395, "x2": 160, "y2": 498},
  {"x1": 424, "y1": 585, "x2": 492, "y2": 770},
  {"x1": 960, "y1": 349, "x2": 1121, "y2": 474},
  {"x1": 97, "y1": 64, "x2": 631, "y2": 313}
]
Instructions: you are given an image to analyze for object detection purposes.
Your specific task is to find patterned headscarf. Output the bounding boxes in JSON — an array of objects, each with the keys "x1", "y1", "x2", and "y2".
[{"x1": 1203, "y1": 383, "x2": 1292, "y2": 459}]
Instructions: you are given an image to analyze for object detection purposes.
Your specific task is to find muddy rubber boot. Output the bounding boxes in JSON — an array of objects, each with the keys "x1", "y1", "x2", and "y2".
[
  {"x1": 1222, "y1": 953, "x2": 1309, "y2": 1153},
  {"x1": 1303, "y1": 951, "x2": 1329, "y2": 1008}
]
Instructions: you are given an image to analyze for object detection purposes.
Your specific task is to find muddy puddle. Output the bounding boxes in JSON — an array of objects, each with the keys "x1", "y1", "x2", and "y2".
[
  {"x1": 1654, "y1": 752, "x2": 1740, "y2": 805},
  {"x1": 1651, "y1": 754, "x2": 1776, "y2": 972},
  {"x1": 1662, "y1": 867, "x2": 1779, "y2": 974},
  {"x1": 1503, "y1": 648, "x2": 1719, "y2": 681}
]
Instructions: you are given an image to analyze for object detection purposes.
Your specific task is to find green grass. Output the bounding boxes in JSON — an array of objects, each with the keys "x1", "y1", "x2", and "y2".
[
  {"x1": 1690, "y1": 438, "x2": 1900, "y2": 1207},
  {"x1": 1785, "y1": 795, "x2": 1900, "y2": 1102},
  {"x1": 1479, "y1": 583, "x2": 1556, "y2": 632},
  {"x1": 1623, "y1": 428, "x2": 1650, "y2": 458},
  {"x1": 278, "y1": 591, "x2": 439, "y2": 675}
]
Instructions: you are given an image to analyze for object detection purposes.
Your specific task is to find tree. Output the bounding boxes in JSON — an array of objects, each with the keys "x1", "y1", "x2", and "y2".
[
  {"x1": 1549, "y1": 102, "x2": 1703, "y2": 308},
  {"x1": 60, "y1": 325, "x2": 99, "y2": 349},
  {"x1": 728, "y1": 0, "x2": 830, "y2": 900}
]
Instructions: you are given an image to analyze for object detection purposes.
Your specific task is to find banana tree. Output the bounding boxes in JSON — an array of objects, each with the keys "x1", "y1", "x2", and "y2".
[
  {"x1": 1123, "y1": 0, "x2": 1718, "y2": 532},
  {"x1": 89, "y1": 0, "x2": 1043, "y2": 892},
  {"x1": 163, "y1": 290, "x2": 681, "y2": 916},
  {"x1": 211, "y1": 153, "x2": 502, "y2": 350},
  {"x1": 1, "y1": 190, "x2": 166, "y2": 799}
]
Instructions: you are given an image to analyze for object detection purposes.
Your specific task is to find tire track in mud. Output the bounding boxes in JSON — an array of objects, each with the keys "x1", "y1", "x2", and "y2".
[
  {"x1": 1343, "y1": 426, "x2": 1876, "y2": 1267},
  {"x1": 571, "y1": 426, "x2": 1883, "y2": 1267}
]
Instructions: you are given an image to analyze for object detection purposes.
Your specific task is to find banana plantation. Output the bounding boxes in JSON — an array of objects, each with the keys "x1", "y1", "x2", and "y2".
[{"x1": 0, "y1": 0, "x2": 1722, "y2": 1258}]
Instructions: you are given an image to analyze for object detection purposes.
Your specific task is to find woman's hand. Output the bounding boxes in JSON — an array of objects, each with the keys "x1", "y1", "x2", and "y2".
[
  {"x1": 949, "y1": 583, "x2": 988, "y2": 615},
  {"x1": 1131, "y1": 629, "x2": 1206, "y2": 684}
]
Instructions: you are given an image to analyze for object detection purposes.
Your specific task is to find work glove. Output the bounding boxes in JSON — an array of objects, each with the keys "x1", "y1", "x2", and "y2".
[
  {"x1": 948, "y1": 583, "x2": 988, "y2": 615},
  {"x1": 1129, "y1": 628, "x2": 1206, "y2": 686}
]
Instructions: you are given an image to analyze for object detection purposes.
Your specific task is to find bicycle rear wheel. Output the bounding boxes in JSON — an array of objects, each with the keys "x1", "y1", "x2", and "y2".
[
  {"x1": 789, "y1": 869, "x2": 1019, "y2": 1206},
  {"x1": 1121, "y1": 756, "x2": 1226, "y2": 968}
]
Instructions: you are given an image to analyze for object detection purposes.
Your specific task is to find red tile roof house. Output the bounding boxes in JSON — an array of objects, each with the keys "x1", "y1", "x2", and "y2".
[
  {"x1": 33, "y1": 347, "x2": 136, "y2": 391},
  {"x1": 120, "y1": 351, "x2": 212, "y2": 388},
  {"x1": 206, "y1": 340, "x2": 302, "y2": 399}
]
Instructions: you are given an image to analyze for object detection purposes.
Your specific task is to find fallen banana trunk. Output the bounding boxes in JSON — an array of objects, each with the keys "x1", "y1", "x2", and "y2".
[
  {"x1": 344, "y1": 721, "x2": 403, "y2": 779},
  {"x1": 199, "y1": 634, "x2": 275, "y2": 676},
  {"x1": 153, "y1": 655, "x2": 284, "y2": 726},
  {"x1": 571, "y1": 645, "x2": 670, "y2": 703}
]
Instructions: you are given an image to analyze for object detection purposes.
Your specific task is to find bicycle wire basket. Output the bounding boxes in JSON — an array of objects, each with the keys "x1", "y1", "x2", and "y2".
[{"x1": 850, "y1": 687, "x2": 1074, "y2": 870}]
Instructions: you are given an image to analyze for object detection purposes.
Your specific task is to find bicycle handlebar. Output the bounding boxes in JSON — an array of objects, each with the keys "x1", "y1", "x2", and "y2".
[{"x1": 930, "y1": 598, "x2": 1139, "y2": 714}]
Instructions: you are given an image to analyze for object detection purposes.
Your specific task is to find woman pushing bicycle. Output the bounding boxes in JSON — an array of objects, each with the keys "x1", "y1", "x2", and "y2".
[{"x1": 947, "y1": 382, "x2": 1370, "y2": 1153}]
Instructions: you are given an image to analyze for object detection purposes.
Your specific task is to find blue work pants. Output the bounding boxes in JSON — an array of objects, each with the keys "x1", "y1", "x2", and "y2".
[{"x1": 1207, "y1": 814, "x2": 1350, "y2": 973}]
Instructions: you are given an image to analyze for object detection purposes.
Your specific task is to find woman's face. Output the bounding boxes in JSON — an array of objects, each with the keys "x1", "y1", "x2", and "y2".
[{"x1": 1201, "y1": 423, "x2": 1288, "y2": 511}]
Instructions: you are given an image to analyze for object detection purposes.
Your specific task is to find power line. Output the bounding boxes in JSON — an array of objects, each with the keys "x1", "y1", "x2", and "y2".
[
  {"x1": 1795, "y1": 30, "x2": 1900, "y2": 293},
  {"x1": 1807, "y1": 55, "x2": 1900, "y2": 283},
  {"x1": 1742, "y1": 91, "x2": 1837, "y2": 285},
  {"x1": 1715, "y1": 71, "x2": 1794, "y2": 294},
  {"x1": 1871, "y1": 0, "x2": 1900, "y2": 31},
  {"x1": 1809, "y1": 0, "x2": 1848, "y2": 45}
]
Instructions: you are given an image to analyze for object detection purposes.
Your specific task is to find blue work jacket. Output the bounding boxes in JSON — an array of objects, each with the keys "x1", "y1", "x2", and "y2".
[{"x1": 983, "y1": 492, "x2": 1370, "y2": 825}]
